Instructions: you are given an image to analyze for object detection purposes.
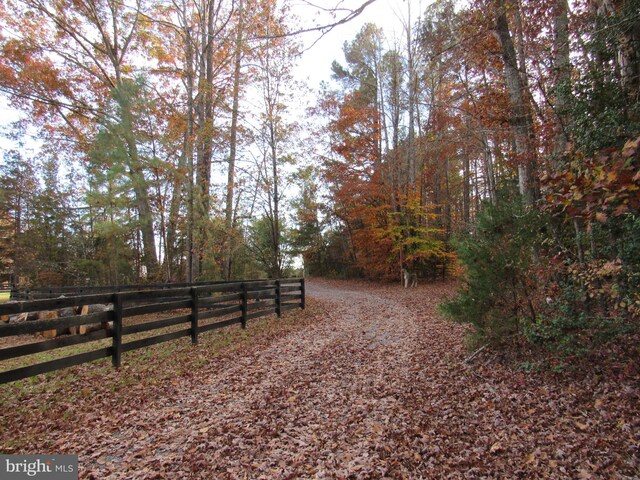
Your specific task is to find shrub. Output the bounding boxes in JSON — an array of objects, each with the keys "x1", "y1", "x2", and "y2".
[{"x1": 441, "y1": 189, "x2": 542, "y2": 344}]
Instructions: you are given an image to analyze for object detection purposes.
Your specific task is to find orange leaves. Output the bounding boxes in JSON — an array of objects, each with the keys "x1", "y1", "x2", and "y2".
[
  {"x1": 595, "y1": 212, "x2": 607, "y2": 223},
  {"x1": 0, "y1": 61, "x2": 18, "y2": 89},
  {"x1": 0, "y1": 37, "x2": 72, "y2": 111},
  {"x1": 622, "y1": 137, "x2": 639, "y2": 158},
  {"x1": 598, "y1": 260, "x2": 623, "y2": 277},
  {"x1": 542, "y1": 135, "x2": 640, "y2": 221},
  {"x1": 330, "y1": 94, "x2": 381, "y2": 165},
  {"x1": 2, "y1": 38, "x2": 36, "y2": 65}
]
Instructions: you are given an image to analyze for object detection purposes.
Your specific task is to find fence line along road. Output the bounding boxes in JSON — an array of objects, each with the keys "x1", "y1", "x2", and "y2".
[
  {"x1": 9, "y1": 278, "x2": 288, "y2": 300},
  {"x1": 0, "y1": 278, "x2": 305, "y2": 384}
]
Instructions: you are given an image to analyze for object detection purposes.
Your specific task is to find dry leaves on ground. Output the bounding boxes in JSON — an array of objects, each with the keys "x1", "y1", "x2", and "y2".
[{"x1": 1, "y1": 279, "x2": 638, "y2": 479}]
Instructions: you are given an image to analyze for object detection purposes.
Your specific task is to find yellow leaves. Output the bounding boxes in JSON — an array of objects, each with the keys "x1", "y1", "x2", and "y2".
[
  {"x1": 598, "y1": 260, "x2": 623, "y2": 277},
  {"x1": 613, "y1": 204, "x2": 629, "y2": 216},
  {"x1": 577, "y1": 468, "x2": 594, "y2": 479},
  {"x1": 543, "y1": 135, "x2": 640, "y2": 223},
  {"x1": 570, "y1": 187, "x2": 583, "y2": 201},
  {"x1": 489, "y1": 441, "x2": 504, "y2": 454},
  {"x1": 150, "y1": 45, "x2": 173, "y2": 65},
  {"x1": 621, "y1": 136, "x2": 640, "y2": 158}
]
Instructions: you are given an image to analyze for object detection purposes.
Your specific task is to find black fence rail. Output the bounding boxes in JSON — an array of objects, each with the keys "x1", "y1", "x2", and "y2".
[
  {"x1": 10, "y1": 278, "x2": 282, "y2": 301},
  {"x1": 0, "y1": 278, "x2": 305, "y2": 384}
]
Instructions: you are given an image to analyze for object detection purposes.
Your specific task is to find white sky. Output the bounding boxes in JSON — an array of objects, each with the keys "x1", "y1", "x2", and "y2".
[
  {"x1": 293, "y1": 0, "x2": 427, "y2": 87},
  {"x1": 0, "y1": 0, "x2": 430, "y2": 159},
  {"x1": 0, "y1": 97, "x2": 19, "y2": 151}
]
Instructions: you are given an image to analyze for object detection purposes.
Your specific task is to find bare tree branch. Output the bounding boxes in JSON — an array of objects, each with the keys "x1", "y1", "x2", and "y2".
[{"x1": 256, "y1": 0, "x2": 378, "y2": 39}]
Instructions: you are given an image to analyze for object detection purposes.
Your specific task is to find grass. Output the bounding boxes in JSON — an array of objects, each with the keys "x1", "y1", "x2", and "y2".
[
  {"x1": 0, "y1": 308, "x2": 236, "y2": 370},
  {"x1": 0, "y1": 291, "x2": 9, "y2": 304},
  {"x1": 1, "y1": 310, "x2": 269, "y2": 373}
]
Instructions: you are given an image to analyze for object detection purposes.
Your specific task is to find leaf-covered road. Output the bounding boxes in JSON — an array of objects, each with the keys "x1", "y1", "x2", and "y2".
[
  {"x1": 3, "y1": 280, "x2": 638, "y2": 478},
  {"x1": 79, "y1": 279, "x2": 443, "y2": 478}
]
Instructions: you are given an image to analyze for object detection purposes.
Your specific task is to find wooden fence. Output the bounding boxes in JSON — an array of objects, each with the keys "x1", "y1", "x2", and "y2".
[
  {"x1": 0, "y1": 278, "x2": 305, "y2": 384},
  {"x1": 10, "y1": 279, "x2": 281, "y2": 300}
]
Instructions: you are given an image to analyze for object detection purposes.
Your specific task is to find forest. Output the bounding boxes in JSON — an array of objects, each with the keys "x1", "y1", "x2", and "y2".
[
  {"x1": 0, "y1": 1, "x2": 639, "y2": 475},
  {"x1": 0, "y1": 0, "x2": 639, "y2": 350}
]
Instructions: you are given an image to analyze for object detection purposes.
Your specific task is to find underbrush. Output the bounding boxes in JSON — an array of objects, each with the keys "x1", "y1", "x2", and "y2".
[{"x1": 441, "y1": 186, "x2": 639, "y2": 368}]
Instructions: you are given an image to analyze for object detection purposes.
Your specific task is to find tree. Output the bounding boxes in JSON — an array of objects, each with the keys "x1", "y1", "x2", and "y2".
[
  {"x1": 332, "y1": 23, "x2": 385, "y2": 166},
  {"x1": 493, "y1": 0, "x2": 539, "y2": 206},
  {"x1": 0, "y1": 150, "x2": 38, "y2": 285},
  {"x1": 290, "y1": 165, "x2": 324, "y2": 275},
  {"x1": 247, "y1": 3, "x2": 300, "y2": 279},
  {"x1": 223, "y1": 0, "x2": 246, "y2": 281},
  {"x1": 0, "y1": 0, "x2": 159, "y2": 275}
]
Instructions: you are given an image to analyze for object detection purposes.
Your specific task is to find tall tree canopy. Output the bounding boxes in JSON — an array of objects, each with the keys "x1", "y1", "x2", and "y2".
[{"x1": 0, "y1": 0, "x2": 638, "y2": 360}]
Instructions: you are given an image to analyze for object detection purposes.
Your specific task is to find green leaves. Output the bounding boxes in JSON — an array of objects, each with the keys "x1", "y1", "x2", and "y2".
[{"x1": 442, "y1": 189, "x2": 541, "y2": 342}]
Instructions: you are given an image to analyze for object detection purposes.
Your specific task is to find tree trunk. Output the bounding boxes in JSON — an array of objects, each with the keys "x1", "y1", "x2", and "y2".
[
  {"x1": 618, "y1": 1, "x2": 640, "y2": 102},
  {"x1": 462, "y1": 146, "x2": 471, "y2": 225},
  {"x1": 224, "y1": 0, "x2": 244, "y2": 281},
  {"x1": 553, "y1": 0, "x2": 572, "y2": 157},
  {"x1": 444, "y1": 156, "x2": 451, "y2": 240},
  {"x1": 482, "y1": 131, "x2": 497, "y2": 203},
  {"x1": 406, "y1": 3, "x2": 417, "y2": 189},
  {"x1": 494, "y1": 0, "x2": 539, "y2": 206},
  {"x1": 116, "y1": 82, "x2": 159, "y2": 276},
  {"x1": 270, "y1": 122, "x2": 281, "y2": 279},
  {"x1": 184, "y1": 24, "x2": 196, "y2": 283},
  {"x1": 191, "y1": 0, "x2": 219, "y2": 280},
  {"x1": 591, "y1": 0, "x2": 639, "y2": 102}
]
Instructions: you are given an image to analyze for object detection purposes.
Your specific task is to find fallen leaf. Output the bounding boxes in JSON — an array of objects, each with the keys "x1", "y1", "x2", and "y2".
[
  {"x1": 490, "y1": 442, "x2": 504, "y2": 454},
  {"x1": 575, "y1": 421, "x2": 589, "y2": 431}
]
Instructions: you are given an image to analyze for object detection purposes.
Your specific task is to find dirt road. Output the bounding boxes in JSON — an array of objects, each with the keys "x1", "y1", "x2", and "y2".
[
  {"x1": 72, "y1": 279, "x2": 467, "y2": 478},
  {"x1": 7, "y1": 279, "x2": 637, "y2": 478}
]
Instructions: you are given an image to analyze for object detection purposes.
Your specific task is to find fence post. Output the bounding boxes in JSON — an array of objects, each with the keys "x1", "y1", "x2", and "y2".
[
  {"x1": 300, "y1": 278, "x2": 306, "y2": 310},
  {"x1": 112, "y1": 293, "x2": 123, "y2": 368},
  {"x1": 241, "y1": 283, "x2": 248, "y2": 329},
  {"x1": 191, "y1": 287, "x2": 199, "y2": 345},
  {"x1": 275, "y1": 280, "x2": 281, "y2": 318}
]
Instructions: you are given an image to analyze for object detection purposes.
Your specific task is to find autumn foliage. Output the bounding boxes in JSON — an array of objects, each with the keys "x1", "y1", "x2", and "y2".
[{"x1": 305, "y1": 0, "x2": 640, "y2": 356}]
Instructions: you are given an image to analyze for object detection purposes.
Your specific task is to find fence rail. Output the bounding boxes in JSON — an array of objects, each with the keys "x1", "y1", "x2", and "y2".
[
  {"x1": 9, "y1": 278, "x2": 285, "y2": 301},
  {"x1": 0, "y1": 278, "x2": 305, "y2": 384}
]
